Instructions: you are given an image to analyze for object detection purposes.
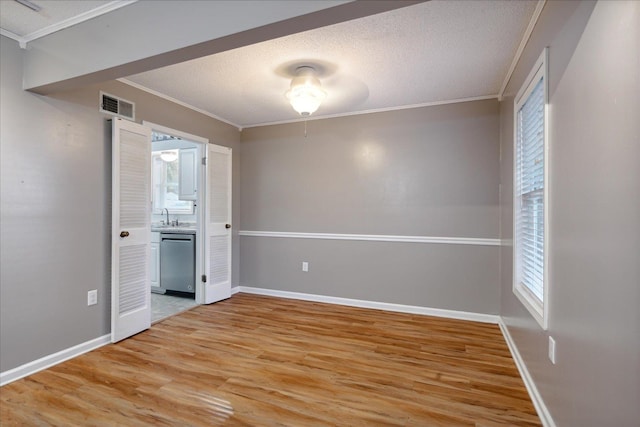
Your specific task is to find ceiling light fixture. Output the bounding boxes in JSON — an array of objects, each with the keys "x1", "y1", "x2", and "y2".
[
  {"x1": 285, "y1": 66, "x2": 326, "y2": 116},
  {"x1": 160, "y1": 151, "x2": 178, "y2": 162}
]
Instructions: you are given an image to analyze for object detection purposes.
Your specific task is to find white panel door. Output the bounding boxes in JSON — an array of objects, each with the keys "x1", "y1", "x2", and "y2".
[
  {"x1": 203, "y1": 144, "x2": 232, "y2": 304},
  {"x1": 111, "y1": 118, "x2": 152, "y2": 342}
]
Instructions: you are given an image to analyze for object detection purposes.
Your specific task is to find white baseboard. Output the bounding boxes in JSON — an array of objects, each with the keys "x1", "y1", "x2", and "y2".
[
  {"x1": 237, "y1": 286, "x2": 499, "y2": 324},
  {"x1": 0, "y1": 334, "x2": 111, "y2": 387},
  {"x1": 498, "y1": 320, "x2": 556, "y2": 427}
]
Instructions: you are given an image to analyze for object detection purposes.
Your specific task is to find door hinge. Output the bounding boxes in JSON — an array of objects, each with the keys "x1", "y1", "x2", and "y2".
[
  {"x1": 202, "y1": 157, "x2": 207, "y2": 165},
  {"x1": 202, "y1": 274, "x2": 207, "y2": 283}
]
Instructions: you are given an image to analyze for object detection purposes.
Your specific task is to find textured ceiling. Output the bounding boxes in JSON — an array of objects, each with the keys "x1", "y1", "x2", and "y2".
[
  {"x1": 1, "y1": 0, "x2": 539, "y2": 129},
  {"x1": 124, "y1": 0, "x2": 538, "y2": 128}
]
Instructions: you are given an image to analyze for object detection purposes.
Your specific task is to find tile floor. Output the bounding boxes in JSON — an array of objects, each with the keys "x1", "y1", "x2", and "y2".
[{"x1": 151, "y1": 292, "x2": 198, "y2": 323}]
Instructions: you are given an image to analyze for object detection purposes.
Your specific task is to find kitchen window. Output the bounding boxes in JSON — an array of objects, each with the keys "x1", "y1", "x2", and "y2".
[
  {"x1": 152, "y1": 150, "x2": 194, "y2": 214},
  {"x1": 513, "y1": 48, "x2": 549, "y2": 329}
]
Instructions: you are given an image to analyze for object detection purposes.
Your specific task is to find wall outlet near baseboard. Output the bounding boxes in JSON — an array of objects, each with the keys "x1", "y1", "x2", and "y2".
[
  {"x1": 302, "y1": 262, "x2": 309, "y2": 272},
  {"x1": 87, "y1": 290, "x2": 98, "y2": 306},
  {"x1": 548, "y1": 336, "x2": 556, "y2": 364}
]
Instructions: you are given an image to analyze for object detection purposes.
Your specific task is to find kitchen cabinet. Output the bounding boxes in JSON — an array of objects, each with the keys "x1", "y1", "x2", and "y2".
[
  {"x1": 150, "y1": 232, "x2": 160, "y2": 289},
  {"x1": 179, "y1": 147, "x2": 197, "y2": 201}
]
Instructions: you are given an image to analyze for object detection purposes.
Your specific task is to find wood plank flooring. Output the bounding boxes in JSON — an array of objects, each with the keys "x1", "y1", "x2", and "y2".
[{"x1": 0, "y1": 293, "x2": 540, "y2": 426}]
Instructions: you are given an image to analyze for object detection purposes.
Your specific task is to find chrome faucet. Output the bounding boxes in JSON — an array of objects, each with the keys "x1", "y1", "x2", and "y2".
[{"x1": 162, "y1": 208, "x2": 170, "y2": 225}]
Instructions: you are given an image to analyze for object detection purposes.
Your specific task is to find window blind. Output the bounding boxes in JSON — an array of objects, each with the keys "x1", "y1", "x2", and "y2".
[{"x1": 515, "y1": 77, "x2": 545, "y2": 302}]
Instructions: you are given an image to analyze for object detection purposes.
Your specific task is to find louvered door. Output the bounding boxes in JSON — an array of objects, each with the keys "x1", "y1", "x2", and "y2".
[
  {"x1": 111, "y1": 119, "x2": 152, "y2": 342},
  {"x1": 203, "y1": 144, "x2": 232, "y2": 304}
]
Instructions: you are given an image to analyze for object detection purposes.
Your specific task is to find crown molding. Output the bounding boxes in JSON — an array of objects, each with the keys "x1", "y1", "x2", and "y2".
[
  {"x1": 498, "y1": 0, "x2": 547, "y2": 100},
  {"x1": 12, "y1": 1, "x2": 137, "y2": 49},
  {"x1": 0, "y1": 29, "x2": 27, "y2": 48},
  {"x1": 121, "y1": 79, "x2": 498, "y2": 131},
  {"x1": 243, "y1": 94, "x2": 500, "y2": 129}
]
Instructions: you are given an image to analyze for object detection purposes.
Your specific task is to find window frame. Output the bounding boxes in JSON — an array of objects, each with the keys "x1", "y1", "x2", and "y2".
[{"x1": 512, "y1": 47, "x2": 550, "y2": 330}]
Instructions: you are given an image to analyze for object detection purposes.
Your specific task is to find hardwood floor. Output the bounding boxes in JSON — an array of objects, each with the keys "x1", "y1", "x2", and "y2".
[{"x1": 0, "y1": 293, "x2": 540, "y2": 426}]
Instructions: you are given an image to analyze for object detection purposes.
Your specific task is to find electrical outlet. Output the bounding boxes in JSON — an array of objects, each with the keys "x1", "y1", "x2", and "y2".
[
  {"x1": 548, "y1": 336, "x2": 556, "y2": 364},
  {"x1": 87, "y1": 290, "x2": 98, "y2": 306},
  {"x1": 302, "y1": 262, "x2": 309, "y2": 272}
]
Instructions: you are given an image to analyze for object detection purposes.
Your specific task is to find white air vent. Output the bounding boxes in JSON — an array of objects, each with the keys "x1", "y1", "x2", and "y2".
[{"x1": 100, "y1": 92, "x2": 135, "y2": 120}]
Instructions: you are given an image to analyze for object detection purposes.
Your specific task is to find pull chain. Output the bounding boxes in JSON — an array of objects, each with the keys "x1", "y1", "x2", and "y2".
[{"x1": 304, "y1": 120, "x2": 308, "y2": 138}]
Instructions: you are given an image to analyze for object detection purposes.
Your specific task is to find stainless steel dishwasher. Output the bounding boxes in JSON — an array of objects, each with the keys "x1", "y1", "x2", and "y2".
[{"x1": 160, "y1": 232, "x2": 195, "y2": 293}]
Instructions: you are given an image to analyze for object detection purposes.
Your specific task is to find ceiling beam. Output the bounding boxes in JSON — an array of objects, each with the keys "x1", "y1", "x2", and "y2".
[{"x1": 23, "y1": 0, "x2": 426, "y2": 95}]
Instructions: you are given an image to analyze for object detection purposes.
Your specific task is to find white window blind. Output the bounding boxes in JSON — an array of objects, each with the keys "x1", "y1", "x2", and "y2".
[
  {"x1": 516, "y1": 77, "x2": 545, "y2": 301},
  {"x1": 513, "y1": 48, "x2": 548, "y2": 330}
]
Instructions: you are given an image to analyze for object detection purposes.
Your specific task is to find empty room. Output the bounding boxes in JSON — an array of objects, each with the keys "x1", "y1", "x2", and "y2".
[{"x1": 0, "y1": 1, "x2": 638, "y2": 426}]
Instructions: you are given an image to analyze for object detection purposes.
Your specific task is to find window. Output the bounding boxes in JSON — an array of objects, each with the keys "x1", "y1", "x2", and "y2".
[
  {"x1": 513, "y1": 48, "x2": 549, "y2": 329},
  {"x1": 151, "y1": 150, "x2": 194, "y2": 214}
]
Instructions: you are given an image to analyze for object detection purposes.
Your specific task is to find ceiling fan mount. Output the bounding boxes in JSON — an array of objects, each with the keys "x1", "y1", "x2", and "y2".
[{"x1": 275, "y1": 59, "x2": 338, "y2": 80}]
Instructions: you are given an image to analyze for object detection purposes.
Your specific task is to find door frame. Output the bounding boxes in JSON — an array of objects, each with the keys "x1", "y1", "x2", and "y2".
[{"x1": 143, "y1": 121, "x2": 208, "y2": 304}]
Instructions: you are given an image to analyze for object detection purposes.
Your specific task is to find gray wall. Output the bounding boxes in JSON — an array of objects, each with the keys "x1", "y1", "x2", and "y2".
[
  {"x1": 6, "y1": 2, "x2": 638, "y2": 423},
  {"x1": 499, "y1": 1, "x2": 639, "y2": 425},
  {"x1": 0, "y1": 35, "x2": 241, "y2": 372},
  {"x1": 240, "y1": 100, "x2": 500, "y2": 313}
]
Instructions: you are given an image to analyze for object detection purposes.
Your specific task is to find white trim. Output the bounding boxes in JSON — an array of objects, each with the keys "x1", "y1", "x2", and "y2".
[
  {"x1": 239, "y1": 230, "x2": 501, "y2": 246},
  {"x1": 498, "y1": 321, "x2": 556, "y2": 427},
  {"x1": 243, "y1": 95, "x2": 499, "y2": 129},
  {"x1": 0, "y1": 29, "x2": 27, "y2": 48},
  {"x1": 238, "y1": 286, "x2": 499, "y2": 324},
  {"x1": 0, "y1": 334, "x2": 111, "y2": 387},
  {"x1": 512, "y1": 47, "x2": 549, "y2": 330},
  {"x1": 119, "y1": 77, "x2": 497, "y2": 131},
  {"x1": 514, "y1": 48, "x2": 546, "y2": 105},
  {"x1": 120, "y1": 79, "x2": 243, "y2": 131},
  {"x1": 17, "y1": 1, "x2": 137, "y2": 47},
  {"x1": 498, "y1": 0, "x2": 547, "y2": 100}
]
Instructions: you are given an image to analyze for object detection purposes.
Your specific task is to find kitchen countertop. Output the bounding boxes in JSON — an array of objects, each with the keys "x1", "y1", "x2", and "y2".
[{"x1": 151, "y1": 224, "x2": 196, "y2": 234}]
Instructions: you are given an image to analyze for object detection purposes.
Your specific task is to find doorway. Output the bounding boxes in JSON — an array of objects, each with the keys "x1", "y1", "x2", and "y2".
[
  {"x1": 145, "y1": 122, "x2": 206, "y2": 322},
  {"x1": 111, "y1": 119, "x2": 233, "y2": 342}
]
